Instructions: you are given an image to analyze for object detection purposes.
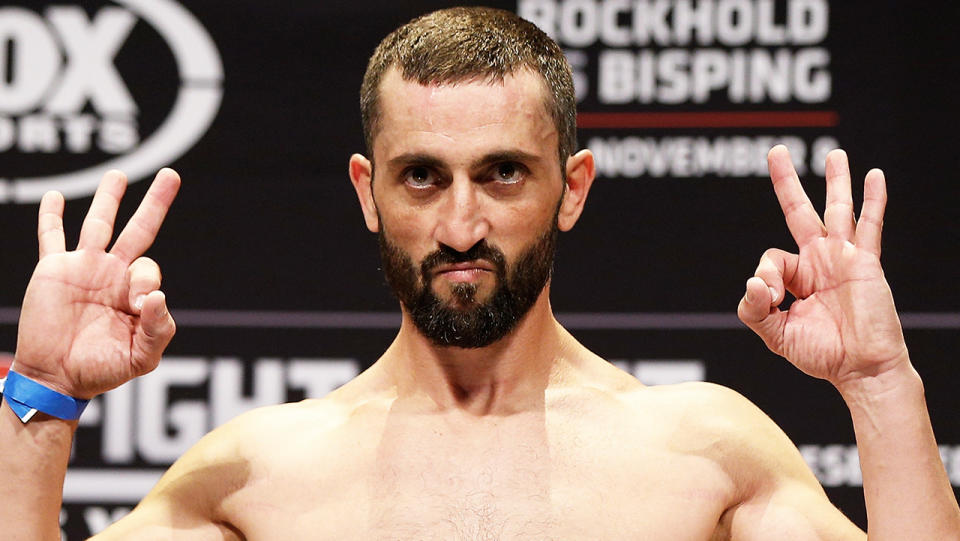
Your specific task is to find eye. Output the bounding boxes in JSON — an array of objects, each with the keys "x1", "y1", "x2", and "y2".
[
  {"x1": 404, "y1": 166, "x2": 439, "y2": 189},
  {"x1": 492, "y1": 162, "x2": 524, "y2": 184}
]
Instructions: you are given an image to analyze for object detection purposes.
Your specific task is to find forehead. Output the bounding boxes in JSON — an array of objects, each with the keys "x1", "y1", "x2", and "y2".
[{"x1": 373, "y1": 68, "x2": 558, "y2": 164}]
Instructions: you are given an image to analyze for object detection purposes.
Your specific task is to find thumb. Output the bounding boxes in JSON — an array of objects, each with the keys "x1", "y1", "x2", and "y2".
[
  {"x1": 738, "y1": 276, "x2": 786, "y2": 356},
  {"x1": 131, "y1": 290, "x2": 175, "y2": 376}
]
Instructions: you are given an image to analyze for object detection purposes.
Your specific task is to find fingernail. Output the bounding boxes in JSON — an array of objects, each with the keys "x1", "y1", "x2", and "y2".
[
  {"x1": 769, "y1": 287, "x2": 779, "y2": 303},
  {"x1": 134, "y1": 295, "x2": 145, "y2": 310}
]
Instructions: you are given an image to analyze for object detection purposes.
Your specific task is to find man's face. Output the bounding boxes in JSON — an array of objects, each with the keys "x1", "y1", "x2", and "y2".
[{"x1": 368, "y1": 68, "x2": 567, "y2": 347}]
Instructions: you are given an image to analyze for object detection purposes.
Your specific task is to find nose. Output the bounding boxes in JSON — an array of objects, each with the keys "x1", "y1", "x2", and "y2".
[{"x1": 433, "y1": 176, "x2": 489, "y2": 253}]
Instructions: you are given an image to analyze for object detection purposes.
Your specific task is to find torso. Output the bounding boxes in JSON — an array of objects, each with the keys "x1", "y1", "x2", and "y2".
[{"x1": 216, "y1": 377, "x2": 742, "y2": 541}]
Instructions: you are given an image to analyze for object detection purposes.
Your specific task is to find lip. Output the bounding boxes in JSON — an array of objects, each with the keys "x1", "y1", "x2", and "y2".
[
  {"x1": 432, "y1": 261, "x2": 496, "y2": 283},
  {"x1": 435, "y1": 260, "x2": 496, "y2": 274}
]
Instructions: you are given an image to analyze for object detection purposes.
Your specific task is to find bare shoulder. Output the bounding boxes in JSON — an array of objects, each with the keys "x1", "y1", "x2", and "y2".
[
  {"x1": 213, "y1": 364, "x2": 395, "y2": 453},
  {"x1": 95, "y1": 385, "x2": 386, "y2": 539},
  {"x1": 624, "y1": 381, "x2": 818, "y2": 487},
  {"x1": 549, "y1": 362, "x2": 810, "y2": 486},
  {"x1": 553, "y1": 350, "x2": 812, "y2": 486},
  {"x1": 212, "y1": 393, "x2": 361, "y2": 455},
  {"x1": 625, "y1": 380, "x2": 773, "y2": 435},
  {"x1": 621, "y1": 382, "x2": 863, "y2": 539},
  {"x1": 212, "y1": 381, "x2": 395, "y2": 478}
]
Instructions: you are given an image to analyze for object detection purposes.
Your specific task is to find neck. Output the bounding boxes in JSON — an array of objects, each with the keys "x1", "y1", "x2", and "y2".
[{"x1": 380, "y1": 289, "x2": 572, "y2": 416}]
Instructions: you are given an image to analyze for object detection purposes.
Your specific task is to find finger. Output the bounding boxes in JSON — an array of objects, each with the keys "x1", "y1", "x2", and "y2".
[
  {"x1": 768, "y1": 145, "x2": 826, "y2": 247},
  {"x1": 110, "y1": 169, "x2": 181, "y2": 263},
  {"x1": 77, "y1": 170, "x2": 127, "y2": 251},
  {"x1": 738, "y1": 276, "x2": 787, "y2": 356},
  {"x1": 823, "y1": 149, "x2": 855, "y2": 241},
  {"x1": 753, "y1": 248, "x2": 800, "y2": 304},
  {"x1": 37, "y1": 191, "x2": 66, "y2": 258},
  {"x1": 127, "y1": 257, "x2": 162, "y2": 313},
  {"x1": 131, "y1": 290, "x2": 175, "y2": 377},
  {"x1": 855, "y1": 168, "x2": 887, "y2": 258}
]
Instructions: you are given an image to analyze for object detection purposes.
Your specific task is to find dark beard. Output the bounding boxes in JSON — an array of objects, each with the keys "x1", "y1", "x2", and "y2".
[{"x1": 378, "y1": 224, "x2": 558, "y2": 349}]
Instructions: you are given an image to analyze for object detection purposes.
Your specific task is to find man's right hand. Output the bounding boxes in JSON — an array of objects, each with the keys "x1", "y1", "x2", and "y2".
[{"x1": 12, "y1": 169, "x2": 180, "y2": 400}]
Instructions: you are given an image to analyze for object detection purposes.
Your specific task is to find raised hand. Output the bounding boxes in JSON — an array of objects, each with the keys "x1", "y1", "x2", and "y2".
[
  {"x1": 12, "y1": 170, "x2": 180, "y2": 400},
  {"x1": 738, "y1": 145, "x2": 910, "y2": 391}
]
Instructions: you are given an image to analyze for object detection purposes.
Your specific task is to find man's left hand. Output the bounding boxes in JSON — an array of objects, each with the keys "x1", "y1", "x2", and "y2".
[{"x1": 738, "y1": 145, "x2": 910, "y2": 393}]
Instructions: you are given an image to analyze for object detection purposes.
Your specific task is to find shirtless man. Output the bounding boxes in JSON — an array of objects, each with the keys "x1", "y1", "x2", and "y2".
[{"x1": 2, "y1": 7, "x2": 958, "y2": 540}]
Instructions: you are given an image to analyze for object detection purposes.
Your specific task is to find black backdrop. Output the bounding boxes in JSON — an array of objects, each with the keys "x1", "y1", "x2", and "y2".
[{"x1": 1, "y1": 1, "x2": 958, "y2": 537}]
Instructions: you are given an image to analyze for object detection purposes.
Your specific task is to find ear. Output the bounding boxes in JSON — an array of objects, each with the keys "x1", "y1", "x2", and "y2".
[
  {"x1": 557, "y1": 149, "x2": 596, "y2": 232},
  {"x1": 349, "y1": 153, "x2": 380, "y2": 232}
]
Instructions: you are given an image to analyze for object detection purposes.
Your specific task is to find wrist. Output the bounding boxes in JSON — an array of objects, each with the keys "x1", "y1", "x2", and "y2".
[
  {"x1": 9, "y1": 357, "x2": 88, "y2": 398},
  {"x1": 836, "y1": 357, "x2": 923, "y2": 406},
  {"x1": 1, "y1": 371, "x2": 91, "y2": 423}
]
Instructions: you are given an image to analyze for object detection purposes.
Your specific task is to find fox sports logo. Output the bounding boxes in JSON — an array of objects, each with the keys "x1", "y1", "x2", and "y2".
[{"x1": 0, "y1": 0, "x2": 223, "y2": 203}]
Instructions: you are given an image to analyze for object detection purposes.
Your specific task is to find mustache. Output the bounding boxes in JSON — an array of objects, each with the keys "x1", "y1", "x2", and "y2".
[{"x1": 419, "y1": 240, "x2": 507, "y2": 277}]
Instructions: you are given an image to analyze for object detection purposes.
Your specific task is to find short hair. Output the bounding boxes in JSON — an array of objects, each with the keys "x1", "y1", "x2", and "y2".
[{"x1": 360, "y1": 6, "x2": 577, "y2": 170}]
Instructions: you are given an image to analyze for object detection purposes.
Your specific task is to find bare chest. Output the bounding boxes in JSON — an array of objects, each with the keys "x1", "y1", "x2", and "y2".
[
  {"x1": 360, "y1": 448, "x2": 730, "y2": 540},
  {"x1": 228, "y1": 414, "x2": 735, "y2": 541}
]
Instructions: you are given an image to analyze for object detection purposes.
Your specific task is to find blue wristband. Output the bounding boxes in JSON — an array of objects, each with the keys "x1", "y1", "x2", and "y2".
[{"x1": 1, "y1": 371, "x2": 89, "y2": 423}]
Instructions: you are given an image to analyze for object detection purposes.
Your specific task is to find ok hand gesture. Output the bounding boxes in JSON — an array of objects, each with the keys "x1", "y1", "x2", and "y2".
[
  {"x1": 738, "y1": 146, "x2": 910, "y2": 392},
  {"x1": 13, "y1": 170, "x2": 180, "y2": 400}
]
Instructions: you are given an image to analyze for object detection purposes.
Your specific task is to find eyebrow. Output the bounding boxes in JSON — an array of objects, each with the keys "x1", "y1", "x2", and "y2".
[
  {"x1": 386, "y1": 153, "x2": 445, "y2": 170},
  {"x1": 385, "y1": 150, "x2": 544, "y2": 171},
  {"x1": 469, "y1": 150, "x2": 543, "y2": 170}
]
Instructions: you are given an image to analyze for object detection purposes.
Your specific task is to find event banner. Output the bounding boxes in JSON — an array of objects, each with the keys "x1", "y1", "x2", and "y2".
[{"x1": 1, "y1": 1, "x2": 957, "y2": 537}]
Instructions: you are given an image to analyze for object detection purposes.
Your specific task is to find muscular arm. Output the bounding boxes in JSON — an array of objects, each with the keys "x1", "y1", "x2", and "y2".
[
  {"x1": 93, "y1": 420, "x2": 249, "y2": 541},
  {"x1": 0, "y1": 402, "x2": 238, "y2": 541},
  {"x1": 0, "y1": 407, "x2": 75, "y2": 541},
  {"x1": 711, "y1": 389, "x2": 864, "y2": 540},
  {"x1": 841, "y1": 365, "x2": 959, "y2": 540},
  {"x1": 717, "y1": 370, "x2": 958, "y2": 541},
  {"x1": 671, "y1": 383, "x2": 863, "y2": 541}
]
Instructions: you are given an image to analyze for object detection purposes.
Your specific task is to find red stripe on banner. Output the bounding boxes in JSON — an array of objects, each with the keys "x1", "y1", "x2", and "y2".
[
  {"x1": 576, "y1": 111, "x2": 839, "y2": 129},
  {"x1": 0, "y1": 353, "x2": 12, "y2": 378}
]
